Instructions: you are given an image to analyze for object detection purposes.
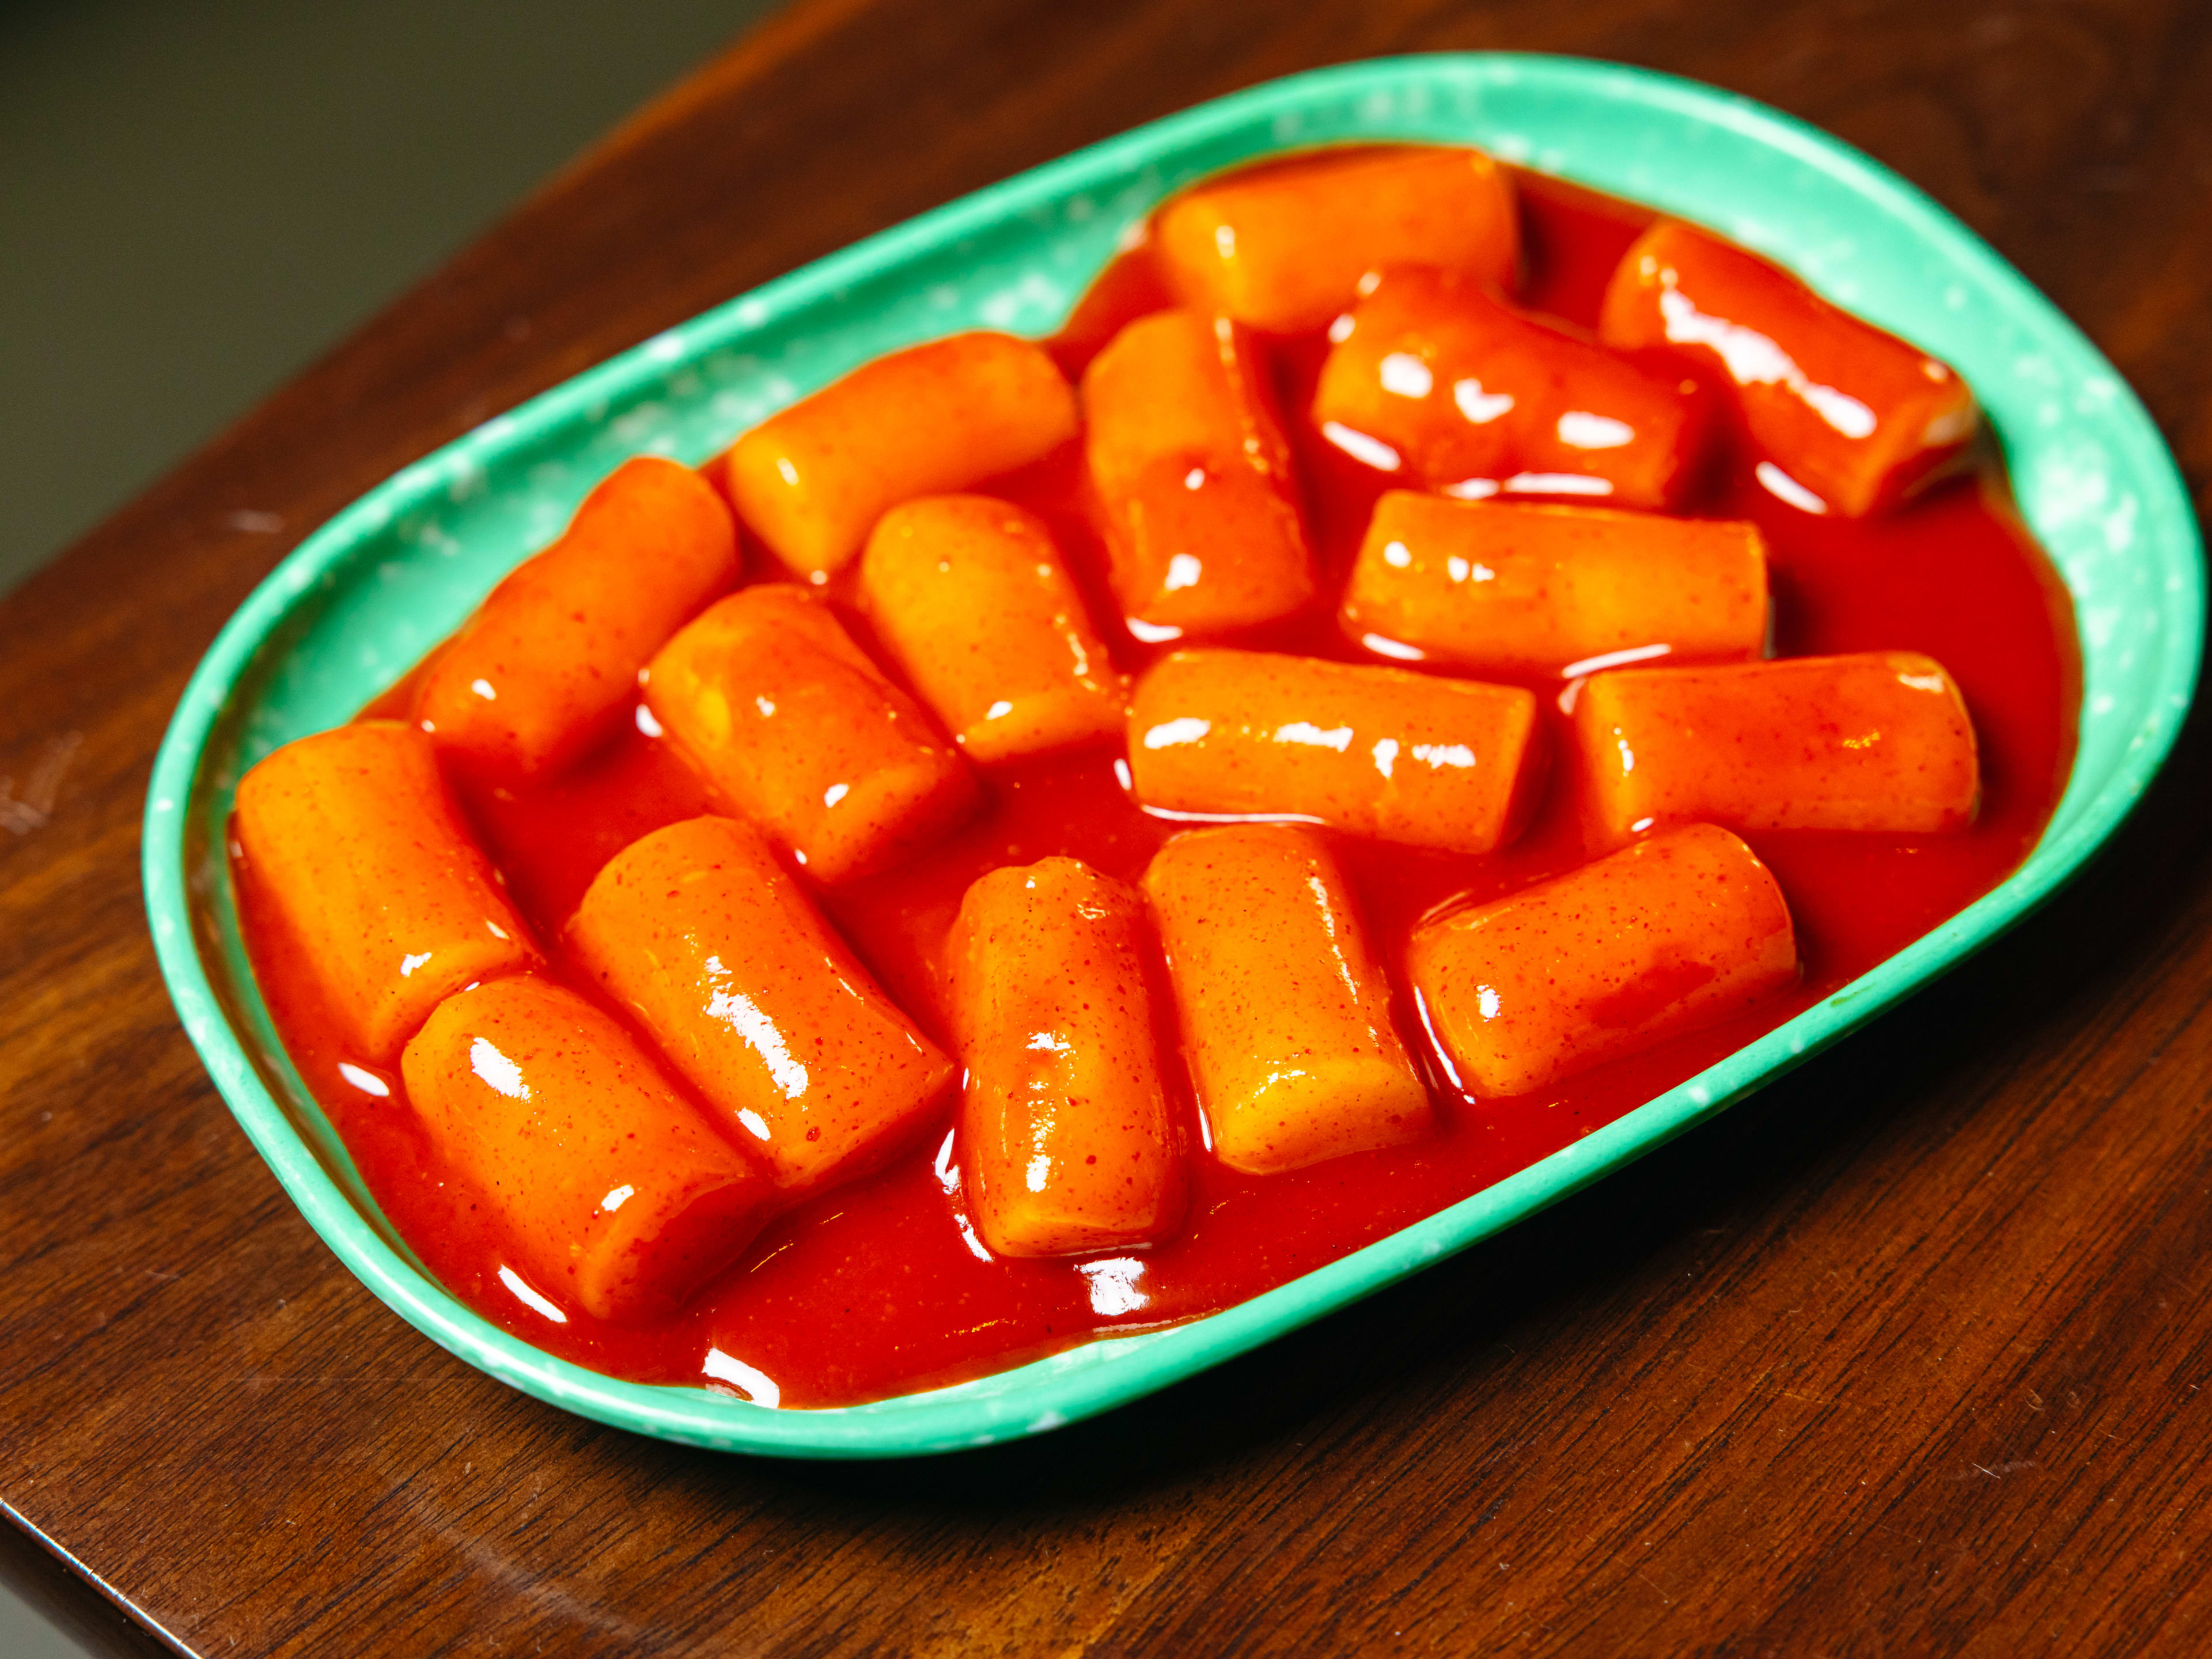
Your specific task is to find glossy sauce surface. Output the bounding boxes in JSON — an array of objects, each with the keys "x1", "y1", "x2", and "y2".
[{"x1": 241, "y1": 167, "x2": 2080, "y2": 1409}]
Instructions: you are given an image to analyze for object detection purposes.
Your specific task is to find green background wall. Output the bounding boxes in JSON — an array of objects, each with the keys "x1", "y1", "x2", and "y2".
[{"x1": 0, "y1": 0, "x2": 779, "y2": 597}]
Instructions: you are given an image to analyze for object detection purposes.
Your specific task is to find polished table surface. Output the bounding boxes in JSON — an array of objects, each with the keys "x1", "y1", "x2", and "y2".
[{"x1": 7, "y1": 1, "x2": 2212, "y2": 1653}]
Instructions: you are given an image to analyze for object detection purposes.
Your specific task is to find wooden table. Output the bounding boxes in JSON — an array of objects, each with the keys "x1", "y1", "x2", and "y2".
[{"x1": 7, "y1": 2, "x2": 2211, "y2": 1652}]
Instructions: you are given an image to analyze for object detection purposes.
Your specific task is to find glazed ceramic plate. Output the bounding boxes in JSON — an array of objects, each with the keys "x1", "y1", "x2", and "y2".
[{"x1": 145, "y1": 55, "x2": 2202, "y2": 1457}]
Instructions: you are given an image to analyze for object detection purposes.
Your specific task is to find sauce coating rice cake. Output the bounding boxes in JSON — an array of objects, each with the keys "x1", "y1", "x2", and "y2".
[
  {"x1": 860, "y1": 495, "x2": 1127, "y2": 763},
  {"x1": 645, "y1": 585, "x2": 977, "y2": 881},
  {"x1": 1409, "y1": 823, "x2": 1800, "y2": 1097},
  {"x1": 1082, "y1": 307, "x2": 1316, "y2": 638},
  {"x1": 946, "y1": 858, "x2": 1185, "y2": 1258},
  {"x1": 1143, "y1": 824, "x2": 1430, "y2": 1174},
  {"x1": 567, "y1": 815, "x2": 957, "y2": 1198},
  {"x1": 1341, "y1": 492, "x2": 1767, "y2": 677},
  {"x1": 1312, "y1": 266, "x2": 1711, "y2": 510},
  {"x1": 1127, "y1": 648, "x2": 1543, "y2": 854},
  {"x1": 412, "y1": 457, "x2": 738, "y2": 777},
  {"x1": 233, "y1": 719, "x2": 538, "y2": 1059},
  {"x1": 725, "y1": 331, "x2": 1078, "y2": 581},
  {"x1": 1574, "y1": 651, "x2": 1980, "y2": 844},
  {"x1": 1600, "y1": 220, "x2": 1976, "y2": 517},
  {"x1": 402, "y1": 975, "x2": 776, "y2": 1323},
  {"x1": 1156, "y1": 145, "x2": 1521, "y2": 333}
]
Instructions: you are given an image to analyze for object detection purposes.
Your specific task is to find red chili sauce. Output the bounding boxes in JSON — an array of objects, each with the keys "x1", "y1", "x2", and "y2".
[{"x1": 239, "y1": 168, "x2": 2080, "y2": 1408}]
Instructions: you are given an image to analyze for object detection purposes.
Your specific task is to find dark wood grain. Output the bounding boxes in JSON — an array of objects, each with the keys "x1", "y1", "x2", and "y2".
[{"x1": 5, "y1": 1, "x2": 2211, "y2": 1653}]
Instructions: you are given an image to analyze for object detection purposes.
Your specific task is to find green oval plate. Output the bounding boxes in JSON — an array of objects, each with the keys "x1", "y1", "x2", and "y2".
[{"x1": 145, "y1": 54, "x2": 2202, "y2": 1457}]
